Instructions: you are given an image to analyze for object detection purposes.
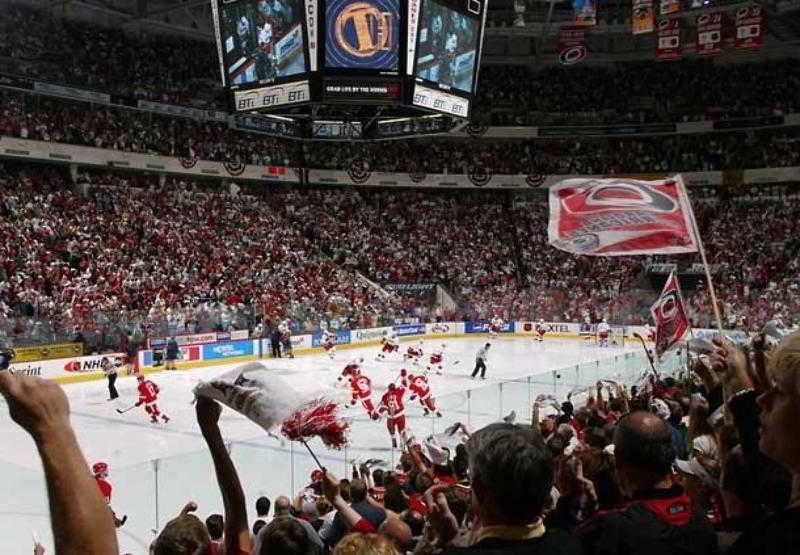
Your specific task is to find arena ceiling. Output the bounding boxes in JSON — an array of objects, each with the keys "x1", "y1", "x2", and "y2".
[{"x1": 17, "y1": 0, "x2": 800, "y2": 63}]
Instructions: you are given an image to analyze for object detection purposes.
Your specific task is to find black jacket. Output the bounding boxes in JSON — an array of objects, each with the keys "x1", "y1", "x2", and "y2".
[
  {"x1": 441, "y1": 528, "x2": 583, "y2": 555},
  {"x1": 576, "y1": 486, "x2": 718, "y2": 555},
  {"x1": 728, "y1": 506, "x2": 800, "y2": 555}
]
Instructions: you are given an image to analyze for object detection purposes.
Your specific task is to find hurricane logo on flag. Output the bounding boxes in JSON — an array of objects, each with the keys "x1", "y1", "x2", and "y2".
[
  {"x1": 650, "y1": 271, "x2": 691, "y2": 357},
  {"x1": 560, "y1": 180, "x2": 678, "y2": 215},
  {"x1": 547, "y1": 175, "x2": 699, "y2": 256}
]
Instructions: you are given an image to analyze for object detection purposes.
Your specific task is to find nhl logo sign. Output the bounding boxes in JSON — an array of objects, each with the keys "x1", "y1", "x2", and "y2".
[
  {"x1": 467, "y1": 166, "x2": 492, "y2": 187},
  {"x1": 348, "y1": 158, "x2": 371, "y2": 184},
  {"x1": 408, "y1": 171, "x2": 426, "y2": 183},
  {"x1": 525, "y1": 174, "x2": 546, "y2": 188},
  {"x1": 223, "y1": 161, "x2": 246, "y2": 176}
]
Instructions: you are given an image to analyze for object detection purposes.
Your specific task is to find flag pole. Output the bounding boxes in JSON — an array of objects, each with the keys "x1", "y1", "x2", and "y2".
[{"x1": 676, "y1": 175, "x2": 724, "y2": 332}]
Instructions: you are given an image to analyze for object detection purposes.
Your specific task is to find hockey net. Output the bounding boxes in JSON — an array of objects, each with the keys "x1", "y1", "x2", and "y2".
[{"x1": 580, "y1": 325, "x2": 627, "y2": 347}]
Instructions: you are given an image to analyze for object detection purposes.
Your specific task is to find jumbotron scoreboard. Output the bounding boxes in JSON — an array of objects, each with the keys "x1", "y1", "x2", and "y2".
[{"x1": 211, "y1": 0, "x2": 487, "y2": 136}]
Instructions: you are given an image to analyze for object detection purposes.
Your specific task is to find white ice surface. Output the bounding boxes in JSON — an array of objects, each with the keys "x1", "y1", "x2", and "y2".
[{"x1": 0, "y1": 337, "x2": 646, "y2": 554}]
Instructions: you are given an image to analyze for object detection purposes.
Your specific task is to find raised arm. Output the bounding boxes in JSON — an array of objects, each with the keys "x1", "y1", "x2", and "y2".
[
  {"x1": 0, "y1": 373, "x2": 118, "y2": 555},
  {"x1": 196, "y1": 396, "x2": 252, "y2": 555}
]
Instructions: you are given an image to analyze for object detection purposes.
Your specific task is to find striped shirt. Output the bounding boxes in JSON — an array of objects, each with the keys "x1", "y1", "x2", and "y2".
[{"x1": 476, "y1": 346, "x2": 490, "y2": 362}]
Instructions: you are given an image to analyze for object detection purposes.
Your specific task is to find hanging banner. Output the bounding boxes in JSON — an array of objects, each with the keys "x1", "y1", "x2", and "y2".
[
  {"x1": 735, "y1": 5, "x2": 764, "y2": 50},
  {"x1": 659, "y1": 0, "x2": 681, "y2": 15},
  {"x1": 656, "y1": 18, "x2": 682, "y2": 61},
  {"x1": 632, "y1": 0, "x2": 655, "y2": 35},
  {"x1": 696, "y1": 12, "x2": 724, "y2": 56},
  {"x1": 573, "y1": 0, "x2": 597, "y2": 26},
  {"x1": 557, "y1": 26, "x2": 588, "y2": 65}
]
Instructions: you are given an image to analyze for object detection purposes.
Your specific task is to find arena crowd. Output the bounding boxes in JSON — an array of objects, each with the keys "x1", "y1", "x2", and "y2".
[{"x1": 3, "y1": 329, "x2": 799, "y2": 555}]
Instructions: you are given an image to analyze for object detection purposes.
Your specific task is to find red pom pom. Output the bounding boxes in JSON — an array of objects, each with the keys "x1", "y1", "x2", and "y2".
[{"x1": 281, "y1": 398, "x2": 349, "y2": 450}]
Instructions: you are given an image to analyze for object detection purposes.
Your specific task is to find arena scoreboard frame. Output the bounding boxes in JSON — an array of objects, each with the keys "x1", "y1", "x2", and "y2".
[
  {"x1": 212, "y1": 0, "x2": 314, "y2": 110},
  {"x1": 211, "y1": 0, "x2": 487, "y2": 131},
  {"x1": 408, "y1": 0, "x2": 487, "y2": 118}
]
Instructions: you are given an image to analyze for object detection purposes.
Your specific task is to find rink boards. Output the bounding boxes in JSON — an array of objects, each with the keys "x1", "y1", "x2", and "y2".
[{"x1": 8, "y1": 320, "x2": 657, "y2": 384}]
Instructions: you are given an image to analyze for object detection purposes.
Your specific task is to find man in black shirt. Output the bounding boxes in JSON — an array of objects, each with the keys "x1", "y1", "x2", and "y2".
[{"x1": 577, "y1": 411, "x2": 717, "y2": 555}]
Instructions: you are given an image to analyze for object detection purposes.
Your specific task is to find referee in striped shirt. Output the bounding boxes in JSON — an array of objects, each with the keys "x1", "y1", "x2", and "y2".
[{"x1": 471, "y1": 343, "x2": 491, "y2": 379}]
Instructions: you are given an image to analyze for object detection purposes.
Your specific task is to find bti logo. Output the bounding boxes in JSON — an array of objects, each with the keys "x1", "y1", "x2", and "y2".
[
  {"x1": 288, "y1": 90, "x2": 306, "y2": 103},
  {"x1": 335, "y1": 2, "x2": 392, "y2": 58},
  {"x1": 237, "y1": 97, "x2": 255, "y2": 110},
  {"x1": 262, "y1": 92, "x2": 281, "y2": 106}
]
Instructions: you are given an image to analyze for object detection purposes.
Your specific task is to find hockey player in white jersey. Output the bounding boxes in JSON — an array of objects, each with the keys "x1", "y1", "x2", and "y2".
[
  {"x1": 597, "y1": 319, "x2": 611, "y2": 347},
  {"x1": 377, "y1": 330, "x2": 400, "y2": 361},
  {"x1": 321, "y1": 328, "x2": 337, "y2": 359},
  {"x1": 489, "y1": 316, "x2": 504, "y2": 338},
  {"x1": 427, "y1": 343, "x2": 446, "y2": 374}
]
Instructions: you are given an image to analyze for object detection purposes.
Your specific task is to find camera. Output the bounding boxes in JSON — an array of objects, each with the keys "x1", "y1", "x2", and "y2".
[{"x1": 0, "y1": 348, "x2": 15, "y2": 371}]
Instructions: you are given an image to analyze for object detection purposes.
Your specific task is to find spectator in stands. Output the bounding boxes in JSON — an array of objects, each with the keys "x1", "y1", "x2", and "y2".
[
  {"x1": 577, "y1": 411, "x2": 717, "y2": 555},
  {"x1": 206, "y1": 513, "x2": 224, "y2": 551},
  {"x1": 322, "y1": 478, "x2": 386, "y2": 548},
  {"x1": 270, "y1": 495, "x2": 324, "y2": 554},
  {"x1": 254, "y1": 495, "x2": 272, "y2": 532},
  {"x1": 423, "y1": 422, "x2": 582, "y2": 554},
  {"x1": 713, "y1": 333, "x2": 800, "y2": 555}
]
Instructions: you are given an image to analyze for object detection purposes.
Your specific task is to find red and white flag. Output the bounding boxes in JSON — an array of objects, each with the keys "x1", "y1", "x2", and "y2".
[
  {"x1": 548, "y1": 175, "x2": 699, "y2": 256},
  {"x1": 650, "y1": 271, "x2": 691, "y2": 357}
]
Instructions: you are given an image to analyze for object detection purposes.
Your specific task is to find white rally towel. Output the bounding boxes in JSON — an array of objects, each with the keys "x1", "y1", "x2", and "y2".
[{"x1": 193, "y1": 362, "x2": 327, "y2": 434}]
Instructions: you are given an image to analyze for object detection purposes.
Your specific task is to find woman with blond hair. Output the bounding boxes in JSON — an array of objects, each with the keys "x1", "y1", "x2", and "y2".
[
  {"x1": 712, "y1": 332, "x2": 800, "y2": 554},
  {"x1": 332, "y1": 533, "x2": 401, "y2": 555}
]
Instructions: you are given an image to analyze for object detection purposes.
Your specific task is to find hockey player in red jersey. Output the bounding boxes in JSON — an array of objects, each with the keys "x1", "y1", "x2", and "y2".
[
  {"x1": 338, "y1": 357, "x2": 364, "y2": 383},
  {"x1": 535, "y1": 319, "x2": 547, "y2": 342},
  {"x1": 378, "y1": 383, "x2": 407, "y2": 448},
  {"x1": 404, "y1": 340, "x2": 424, "y2": 365},
  {"x1": 136, "y1": 374, "x2": 170, "y2": 424},
  {"x1": 350, "y1": 374, "x2": 379, "y2": 420},
  {"x1": 427, "y1": 344, "x2": 446, "y2": 374},
  {"x1": 93, "y1": 462, "x2": 126, "y2": 527},
  {"x1": 401, "y1": 369, "x2": 441, "y2": 417}
]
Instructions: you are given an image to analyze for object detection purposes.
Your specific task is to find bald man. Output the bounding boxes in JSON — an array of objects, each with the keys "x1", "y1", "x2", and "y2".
[{"x1": 577, "y1": 411, "x2": 718, "y2": 555}]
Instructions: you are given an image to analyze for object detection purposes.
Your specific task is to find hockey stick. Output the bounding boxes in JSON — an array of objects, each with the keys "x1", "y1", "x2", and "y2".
[{"x1": 116, "y1": 404, "x2": 138, "y2": 414}]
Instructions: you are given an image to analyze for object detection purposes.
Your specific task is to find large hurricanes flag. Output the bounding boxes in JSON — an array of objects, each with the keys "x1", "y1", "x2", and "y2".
[
  {"x1": 650, "y1": 271, "x2": 691, "y2": 357},
  {"x1": 548, "y1": 175, "x2": 699, "y2": 256}
]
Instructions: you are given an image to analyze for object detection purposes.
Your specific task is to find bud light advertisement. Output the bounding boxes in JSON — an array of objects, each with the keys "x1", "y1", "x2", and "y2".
[
  {"x1": 393, "y1": 324, "x2": 426, "y2": 336},
  {"x1": 465, "y1": 321, "x2": 513, "y2": 334}
]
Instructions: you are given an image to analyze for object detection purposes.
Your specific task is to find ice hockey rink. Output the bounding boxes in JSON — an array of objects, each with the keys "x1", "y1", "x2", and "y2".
[{"x1": 0, "y1": 336, "x2": 673, "y2": 554}]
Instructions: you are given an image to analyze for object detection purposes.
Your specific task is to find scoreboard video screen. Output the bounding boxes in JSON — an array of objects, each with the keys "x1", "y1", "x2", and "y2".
[
  {"x1": 324, "y1": 0, "x2": 400, "y2": 70},
  {"x1": 414, "y1": 0, "x2": 479, "y2": 92},
  {"x1": 212, "y1": 0, "x2": 485, "y2": 121},
  {"x1": 217, "y1": 0, "x2": 308, "y2": 86},
  {"x1": 213, "y1": 0, "x2": 312, "y2": 111},
  {"x1": 410, "y1": 0, "x2": 486, "y2": 118}
]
